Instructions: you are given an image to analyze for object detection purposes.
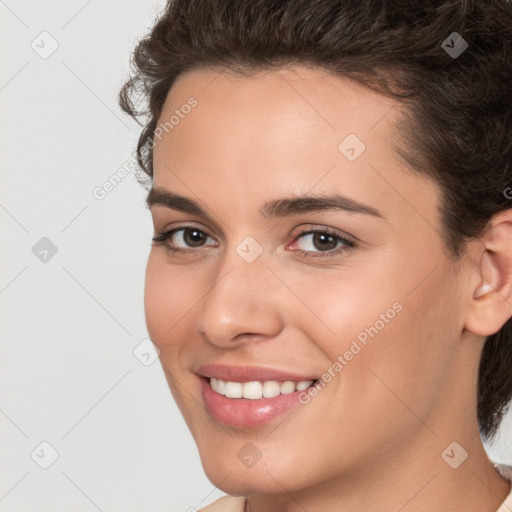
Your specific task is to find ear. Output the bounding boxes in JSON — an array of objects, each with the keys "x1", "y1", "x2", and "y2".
[{"x1": 464, "y1": 209, "x2": 512, "y2": 336}]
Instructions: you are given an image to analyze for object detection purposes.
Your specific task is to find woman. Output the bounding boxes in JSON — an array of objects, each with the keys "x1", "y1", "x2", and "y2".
[{"x1": 119, "y1": 0, "x2": 512, "y2": 510}]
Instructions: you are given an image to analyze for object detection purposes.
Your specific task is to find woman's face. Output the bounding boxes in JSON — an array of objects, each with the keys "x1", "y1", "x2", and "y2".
[{"x1": 145, "y1": 65, "x2": 476, "y2": 495}]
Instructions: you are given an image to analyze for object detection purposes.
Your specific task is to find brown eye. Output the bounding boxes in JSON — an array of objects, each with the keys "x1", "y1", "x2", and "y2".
[
  {"x1": 152, "y1": 227, "x2": 217, "y2": 251},
  {"x1": 290, "y1": 228, "x2": 356, "y2": 259},
  {"x1": 311, "y1": 232, "x2": 338, "y2": 251},
  {"x1": 182, "y1": 229, "x2": 207, "y2": 247},
  {"x1": 295, "y1": 231, "x2": 344, "y2": 252}
]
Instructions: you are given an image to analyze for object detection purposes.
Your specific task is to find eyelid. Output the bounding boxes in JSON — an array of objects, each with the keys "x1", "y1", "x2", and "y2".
[
  {"x1": 289, "y1": 224, "x2": 356, "y2": 243},
  {"x1": 153, "y1": 222, "x2": 217, "y2": 241},
  {"x1": 152, "y1": 227, "x2": 219, "y2": 250}
]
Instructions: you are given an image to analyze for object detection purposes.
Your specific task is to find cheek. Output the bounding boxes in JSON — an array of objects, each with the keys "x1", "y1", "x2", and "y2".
[
  {"x1": 343, "y1": 265, "x2": 462, "y2": 424},
  {"x1": 283, "y1": 251, "x2": 460, "y2": 413},
  {"x1": 144, "y1": 254, "x2": 206, "y2": 417},
  {"x1": 276, "y1": 258, "x2": 404, "y2": 357},
  {"x1": 143, "y1": 253, "x2": 200, "y2": 350}
]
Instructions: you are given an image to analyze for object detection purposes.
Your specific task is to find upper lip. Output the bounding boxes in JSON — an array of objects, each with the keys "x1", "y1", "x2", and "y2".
[{"x1": 195, "y1": 364, "x2": 319, "y2": 383}]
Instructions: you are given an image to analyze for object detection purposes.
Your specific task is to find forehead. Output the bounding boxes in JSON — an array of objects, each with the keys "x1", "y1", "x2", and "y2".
[
  {"x1": 152, "y1": 65, "x2": 442, "y2": 235},
  {"x1": 155, "y1": 65, "x2": 399, "y2": 165}
]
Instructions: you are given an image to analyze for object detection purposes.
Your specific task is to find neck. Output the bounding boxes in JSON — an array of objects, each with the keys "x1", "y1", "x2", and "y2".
[{"x1": 246, "y1": 423, "x2": 510, "y2": 512}]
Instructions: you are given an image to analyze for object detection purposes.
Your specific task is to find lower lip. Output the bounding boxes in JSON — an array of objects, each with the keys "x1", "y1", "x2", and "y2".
[{"x1": 199, "y1": 376, "x2": 312, "y2": 428}]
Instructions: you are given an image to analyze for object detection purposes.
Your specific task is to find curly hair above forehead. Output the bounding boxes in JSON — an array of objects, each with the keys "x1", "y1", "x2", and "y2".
[{"x1": 119, "y1": 0, "x2": 512, "y2": 441}]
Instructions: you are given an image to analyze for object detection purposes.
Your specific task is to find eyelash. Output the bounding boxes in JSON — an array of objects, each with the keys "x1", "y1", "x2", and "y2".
[{"x1": 152, "y1": 226, "x2": 356, "y2": 259}]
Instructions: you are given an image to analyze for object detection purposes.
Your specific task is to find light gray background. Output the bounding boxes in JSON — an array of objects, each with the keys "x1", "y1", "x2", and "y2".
[{"x1": 0, "y1": 1, "x2": 511, "y2": 511}]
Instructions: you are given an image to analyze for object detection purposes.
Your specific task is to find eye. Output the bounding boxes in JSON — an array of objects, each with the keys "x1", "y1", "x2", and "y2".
[
  {"x1": 152, "y1": 227, "x2": 217, "y2": 252},
  {"x1": 152, "y1": 225, "x2": 355, "y2": 259},
  {"x1": 289, "y1": 228, "x2": 355, "y2": 258}
]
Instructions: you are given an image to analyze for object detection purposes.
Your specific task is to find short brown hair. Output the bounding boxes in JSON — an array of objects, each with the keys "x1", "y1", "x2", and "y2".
[{"x1": 119, "y1": 0, "x2": 512, "y2": 441}]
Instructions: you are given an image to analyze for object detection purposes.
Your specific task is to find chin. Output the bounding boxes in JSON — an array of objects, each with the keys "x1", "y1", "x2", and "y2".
[
  {"x1": 202, "y1": 467, "x2": 284, "y2": 496},
  {"x1": 198, "y1": 447, "x2": 310, "y2": 496}
]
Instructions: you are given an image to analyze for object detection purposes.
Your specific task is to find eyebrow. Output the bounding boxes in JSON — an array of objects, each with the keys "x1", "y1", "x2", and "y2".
[{"x1": 146, "y1": 186, "x2": 386, "y2": 221}]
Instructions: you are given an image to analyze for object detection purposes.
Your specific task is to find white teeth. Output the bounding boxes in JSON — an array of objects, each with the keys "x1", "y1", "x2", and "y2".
[
  {"x1": 210, "y1": 377, "x2": 225, "y2": 394},
  {"x1": 224, "y1": 381, "x2": 243, "y2": 398},
  {"x1": 262, "y1": 380, "x2": 281, "y2": 398},
  {"x1": 215, "y1": 377, "x2": 226, "y2": 394},
  {"x1": 280, "y1": 381, "x2": 296, "y2": 394},
  {"x1": 242, "y1": 381, "x2": 262, "y2": 399},
  {"x1": 295, "y1": 380, "x2": 313, "y2": 391},
  {"x1": 209, "y1": 378, "x2": 315, "y2": 399}
]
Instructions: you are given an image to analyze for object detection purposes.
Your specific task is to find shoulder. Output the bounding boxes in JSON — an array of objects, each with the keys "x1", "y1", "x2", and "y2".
[{"x1": 197, "y1": 495, "x2": 246, "y2": 512}]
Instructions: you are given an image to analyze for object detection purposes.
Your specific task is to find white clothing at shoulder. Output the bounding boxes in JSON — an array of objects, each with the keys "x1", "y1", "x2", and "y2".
[
  {"x1": 495, "y1": 463, "x2": 512, "y2": 512},
  {"x1": 198, "y1": 494, "x2": 245, "y2": 512}
]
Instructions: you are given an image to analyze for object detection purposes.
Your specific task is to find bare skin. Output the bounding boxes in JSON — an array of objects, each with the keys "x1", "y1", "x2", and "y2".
[{"x1": 145, "y1": 64, "x2": 512, "y2": 512}]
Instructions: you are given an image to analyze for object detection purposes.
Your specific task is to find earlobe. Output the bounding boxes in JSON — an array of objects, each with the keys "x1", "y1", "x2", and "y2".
[{"x1": 465, "y1": 211, "x2": 512, "y2": 336}]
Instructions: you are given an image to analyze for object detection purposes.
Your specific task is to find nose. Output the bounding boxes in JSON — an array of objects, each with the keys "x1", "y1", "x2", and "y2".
[{"x1": 195, "y1": 249, "x2": 284, "y2": 347}]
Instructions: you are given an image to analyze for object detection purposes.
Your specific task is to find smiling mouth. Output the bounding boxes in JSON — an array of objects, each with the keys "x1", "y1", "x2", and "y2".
[{"x1": 207, "y1": 376, "x2": 320, "y2": 399}]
